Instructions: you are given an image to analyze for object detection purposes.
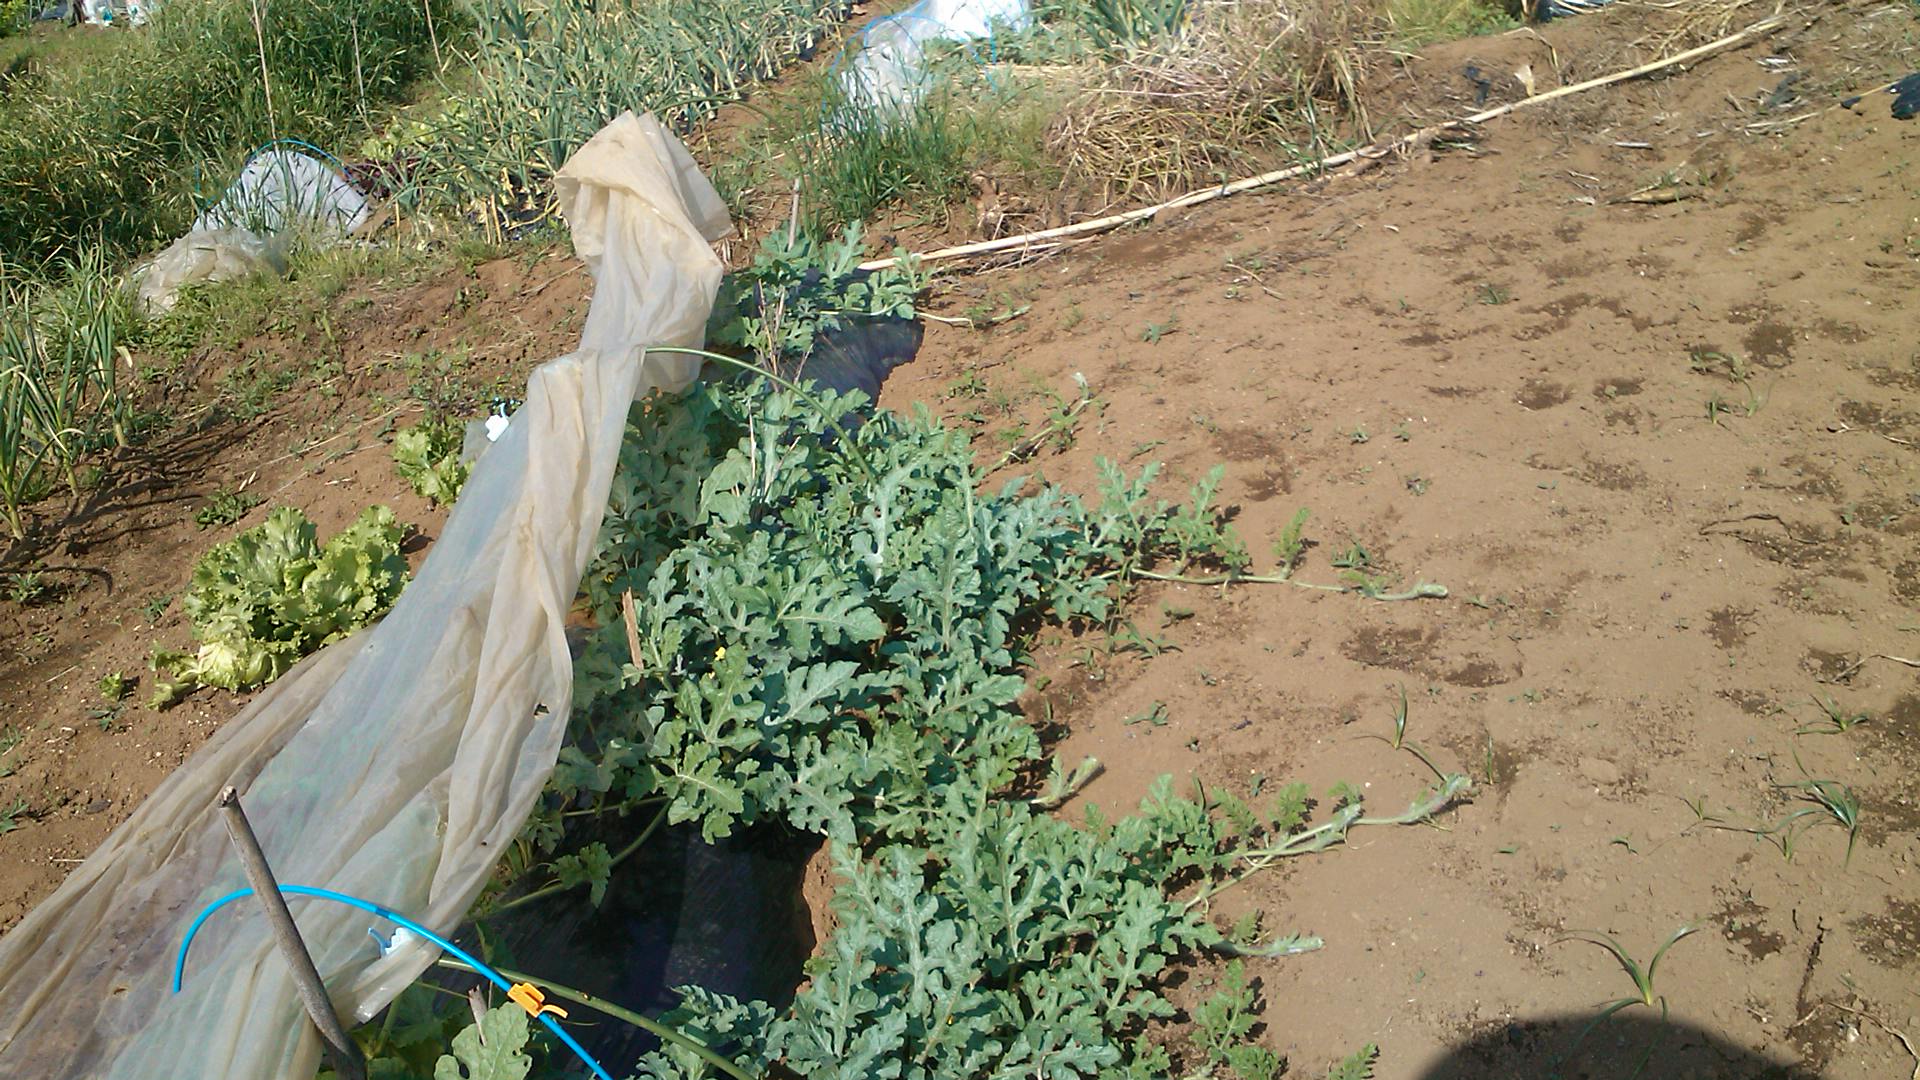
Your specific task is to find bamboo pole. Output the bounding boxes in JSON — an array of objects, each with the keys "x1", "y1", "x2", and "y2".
[
  {"x1": 217, "y1": 787, "x2": 367, "y2": 1080},
  {"x1": 860, "y1": 11, "x2": 1790, "y2": 272}
]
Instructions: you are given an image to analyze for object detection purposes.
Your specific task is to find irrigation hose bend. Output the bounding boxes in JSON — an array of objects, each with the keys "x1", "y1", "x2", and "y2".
[{"x1": 173, "y1": 884, "x2": 614, "y2": 1080}]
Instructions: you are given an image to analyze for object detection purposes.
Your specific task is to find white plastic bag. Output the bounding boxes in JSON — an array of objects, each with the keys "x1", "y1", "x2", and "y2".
[
  {"x1": 840, "y1": 0, "x2": 1031, "y2": 119},
  {"x1": 129, "y1": 227, "x2": 288, "y2": 314},
  {"x1": 193, "y1": 149, "x2": 372, "y2": 237},
  {"x1": 0, "y1": 112, "x2": 730, "y2": 1080}
]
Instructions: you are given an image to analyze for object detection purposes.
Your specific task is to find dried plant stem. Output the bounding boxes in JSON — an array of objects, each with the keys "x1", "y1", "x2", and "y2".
[{"x1": 862, "y1": 11, "x2": 1789, "y2": 272}]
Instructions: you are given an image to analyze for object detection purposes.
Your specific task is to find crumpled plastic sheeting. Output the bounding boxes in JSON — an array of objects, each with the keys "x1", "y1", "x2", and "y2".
[
  {"x1": 0, "y1": 112, "x2": 730, "y2": 1080},
  {"x1": 839, "y1": 0, "x2": 1031, "y2": 119},
  {"x1": 193, "y1": 150, "x2": 372, "y2": 237},
  {"x1": 130, "y1": 227, "x2": 289, "y2": 315}
]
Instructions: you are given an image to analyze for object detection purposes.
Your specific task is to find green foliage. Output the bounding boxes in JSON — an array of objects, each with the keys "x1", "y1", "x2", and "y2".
[
  {"x1": 1326, "y1": 1043, "x2": 1380, "y2": 1080},
  {"x1": 392, "y1": 418, "x2": 470, "y2": 506},
  {"x1": 0, "y1": 0, "x2": 25, "y2": 40},
  {"x1": 1386, "y1": 0, "x2": 1518, "y2": 47},
  {"x1": 635, "y1": 781, "x2": 1225, "y2": 1080},
  {"x1": 433, "y1": 1003, "x2": 533, "y2": 1080},
  {"x1": 1050, "y1": 0, "x2": 1192, "y2": 50},
  {"x1": 194, "y1": 487, "x2": 263, "y2": 529},
  {"x1": 706, "y1": 224, "x2": 924, "y2": 373},
  {"x1": 97, "y1": 671, "x2": 129, "y2": 702},
  {"x1": 453, "y1": 377, "x2": 1474, "y2": 1078},
  {"x1": 150, "y1": 505, "x2": 409, "y2": 706},
  {"x1": 408, "y1": 0, "x2": 837, "y2": 228},
  {"x1": 1194, "y1": 960, "x2": 1282, "y2": 1080},
  {"x1": 0, "y1": 796, "x2": 26, "y2": 835},
  {"x1": 0, "y1": 0, "x2": 456, "y2": 269},
  {"x1": 0, "y1": 251, "x2": 137, "y2": 537}
]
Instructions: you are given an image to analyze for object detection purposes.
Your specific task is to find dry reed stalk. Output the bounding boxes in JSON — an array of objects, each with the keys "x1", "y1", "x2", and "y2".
[
  {"x1": 1047, "y1": 0, "x2": 1382, "y2": 202},
  {"x1": 864, "y1": 8, "x2": 1788, "y2": 271}
]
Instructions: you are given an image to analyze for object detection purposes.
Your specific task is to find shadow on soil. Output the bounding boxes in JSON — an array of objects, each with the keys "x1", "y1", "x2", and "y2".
[{"x1": 1417, "y1": 1012, "x2": 1821, "y2": 1080}]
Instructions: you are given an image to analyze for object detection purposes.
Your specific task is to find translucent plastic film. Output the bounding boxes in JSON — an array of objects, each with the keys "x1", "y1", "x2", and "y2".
[{"x1": 0, "y1": 112, "x2": 730, "y2": 1080}]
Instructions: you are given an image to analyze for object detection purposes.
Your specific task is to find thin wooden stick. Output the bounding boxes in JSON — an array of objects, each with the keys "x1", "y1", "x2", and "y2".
[
  {"x1": 861, "y1": 11, "x2": 1789, "y2": 272},
  {"x1": 250, "y1": 0, "x2": 278, "y2": 143},
  {"x1": 217, "y1": 786, "x2": 367, "y2": 1080}
]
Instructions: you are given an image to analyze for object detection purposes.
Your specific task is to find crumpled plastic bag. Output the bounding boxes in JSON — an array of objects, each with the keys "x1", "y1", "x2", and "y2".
[
  {"x1": 0, "y1": 111, "x2": 730, "y2": 1080},
  {"x1": 193, "y1": 149, "x2": 373, "y2": 238},
  {"x1": 840, "y1": 0, "x2": 1031, "y2": 119},
  {"x1": 130, "y1": 227, "x2": 289, "y2": 315}
]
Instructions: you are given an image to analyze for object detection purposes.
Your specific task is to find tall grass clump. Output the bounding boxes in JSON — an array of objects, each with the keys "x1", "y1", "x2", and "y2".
[
  {"x1": 0, "y1": 254, "x2": 139, "y2": 539},
  {"x1": 412, "y1": 0, "x2": 842, "y2": 234},
  {"x1": 0, "y1": 0, "x2": 455, "y2": 269},
  {"x1": 1047, "y1": 0, "x2": 1385, "y2": 200},
  {"x1": 1385, "y1": 0, "x2": 1519, "y2": 46},
  {"x1": 776, "y1": 49, "x2": 1062, "y2": 233}
]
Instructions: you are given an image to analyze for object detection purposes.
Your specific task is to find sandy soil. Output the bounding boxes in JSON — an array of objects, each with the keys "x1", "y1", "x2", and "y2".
[
  {"x1": 872, "y1": 11, "x2": 1919, "y2": 1078},
  {"x1": 0, "y1": 249, "x2": 593, "y2": 926},
  {"x1": 0, "y1": 3, "x2": 1915, "y2": 1078}
]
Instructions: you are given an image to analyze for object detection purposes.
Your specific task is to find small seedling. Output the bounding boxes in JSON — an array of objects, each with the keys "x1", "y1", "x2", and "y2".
[
  {"x1": 945, "y1": 371, "x2": 987, "y2": 399},
  {"x1": 194, "y1": 488, "x2": 262, "y2": 530},
  {"x1": 1029, "y1": 755, "x2": 1102, "y2": 811},
  {"x1": 1393, "y1": 423, "x2": 1412, "y2": 442},
  {"x1": 97, "y1": 672, "x2": 129, "y2": 702},
  {"x1": 1325, "y1": 1043, "x2": 1379, "y2": 1080},
  {"x1": 1347, "y1": 426, "x2": 1370, "y2": 444},
  {"x1": 1193, "y1": 959, "x2": 1282, "y2": 1080},
  {"x1": 1369, "y1": 685, "x2": 1410, "y2": 750},
  {"x1": 1270, "y1": 507, "x2": 1310, "y2": 580},
  {"x1": 1778, "y1": 770, "x2": 1863, "y2": 866},
  {"x1": 4, "y1": 572, "x2": 50, "y2": 605},
  {"x1": 1141, "y1": 317, "x2": 1177, "y2": 344},
  {"x1": 1476, "y1": 283, "x2": 1511, "y2": 305},
  {"x1": 1675, "y1": 793, "x2": 1723, "y2": 832},
  {"x1": 1330, "y1": 540, "x2": 1374, "y2": 570},
  {"x1": 1404, "y1": 473, "x2": 1428, "y2": 496},
  {"x1": 0, "y1": 798, "x2": 29, "y2": 836},
  {"x1": 1705, "y1": 395, "x2": 1729, "y2": 426},
  {"x1": 143, "y1": 593, "x2": 173, "y2": 623},
  {"x1": 1555, "y1": 924, "x2": 1699, "y2": 1074},
  {"x1": 1109, "y1": 620, "x2": 1175, "y2": 657},
  {"x1": 1799, "y1": 693, "x2": 1869, "y2": 734},
  {"x1": 1124, "y1": 702, "x2": 1170, "y2": 727}
]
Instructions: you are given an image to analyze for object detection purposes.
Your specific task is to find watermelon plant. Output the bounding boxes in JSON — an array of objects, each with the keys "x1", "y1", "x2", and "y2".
[{"x1": 426, "y1": 376, "x2": 1466, "y2": 1078}]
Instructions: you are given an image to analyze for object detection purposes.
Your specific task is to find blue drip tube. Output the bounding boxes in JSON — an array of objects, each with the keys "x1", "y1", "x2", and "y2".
[{"x1": 173, "y1": 884, "x2": 614, "y2": 1080}]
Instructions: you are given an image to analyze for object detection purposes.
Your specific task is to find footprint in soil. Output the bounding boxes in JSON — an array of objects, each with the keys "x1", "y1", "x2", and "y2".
[{"x1": 1419, "y1": 1013, "x2": 1818, "y2": 1079}]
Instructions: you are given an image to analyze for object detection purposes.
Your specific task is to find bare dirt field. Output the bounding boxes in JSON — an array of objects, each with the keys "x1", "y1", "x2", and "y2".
[
  {"x1": 877, "y1": 13, "x2": 1920, "y2": 1078},
  {"x1": 0, "y1": 4, "x2": 1915, "y2": 1078}
]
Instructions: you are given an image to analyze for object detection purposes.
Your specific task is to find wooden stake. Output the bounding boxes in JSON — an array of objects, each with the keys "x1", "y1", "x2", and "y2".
[
  {"x1": 217, "y1": 786, "x2": 367, "y2": 1080},
  {"x1": 860, "y1": 12, "x2": 1789, "y2": 272}
]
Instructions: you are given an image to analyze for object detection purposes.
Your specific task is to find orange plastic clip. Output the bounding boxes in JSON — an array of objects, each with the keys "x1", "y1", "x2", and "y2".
[{"x1": 507, "y1": 982, "x2": 569, "y2": 1020}]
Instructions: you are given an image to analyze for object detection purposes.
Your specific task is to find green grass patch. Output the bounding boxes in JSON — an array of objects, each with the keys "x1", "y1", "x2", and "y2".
[{"x1": 0, "y1": 0, "x2": 454, "y2": 270}]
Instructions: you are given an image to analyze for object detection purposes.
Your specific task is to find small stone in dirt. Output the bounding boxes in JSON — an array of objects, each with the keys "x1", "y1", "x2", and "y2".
[{"x1": 1577, "y1": 756, "x2": 1622, "y2": 786}]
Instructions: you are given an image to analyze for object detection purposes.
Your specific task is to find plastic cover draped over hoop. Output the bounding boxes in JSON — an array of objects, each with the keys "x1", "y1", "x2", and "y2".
[
  {"x1": 192, "y1": 148, "x2": 372, "y2": 237},
  {"x1": 0, "y1": 112, "x2": 730, "y2": 1080},
  {"x1": 837, "y1": 0, "x2": 1030, "y2": 119}
]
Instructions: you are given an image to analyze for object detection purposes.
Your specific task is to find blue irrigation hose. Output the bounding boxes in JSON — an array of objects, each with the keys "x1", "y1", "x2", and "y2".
[{"x1": 173, "y1": 884, "x2": 613, "y2": 1080}]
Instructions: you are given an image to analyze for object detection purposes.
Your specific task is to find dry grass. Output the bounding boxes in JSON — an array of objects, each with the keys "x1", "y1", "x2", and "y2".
[{"x1": 1044, "y1": 0, "x2": 1386, "y2": 204}]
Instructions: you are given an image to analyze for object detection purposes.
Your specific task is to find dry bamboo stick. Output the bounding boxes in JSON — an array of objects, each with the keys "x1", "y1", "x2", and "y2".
[
  {"x1": 217, "y1": 787, "x2": 366, "y2": 1080},
  {"x1": 861, "y1": 10, "x2": 1789, "y2": 272}
]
